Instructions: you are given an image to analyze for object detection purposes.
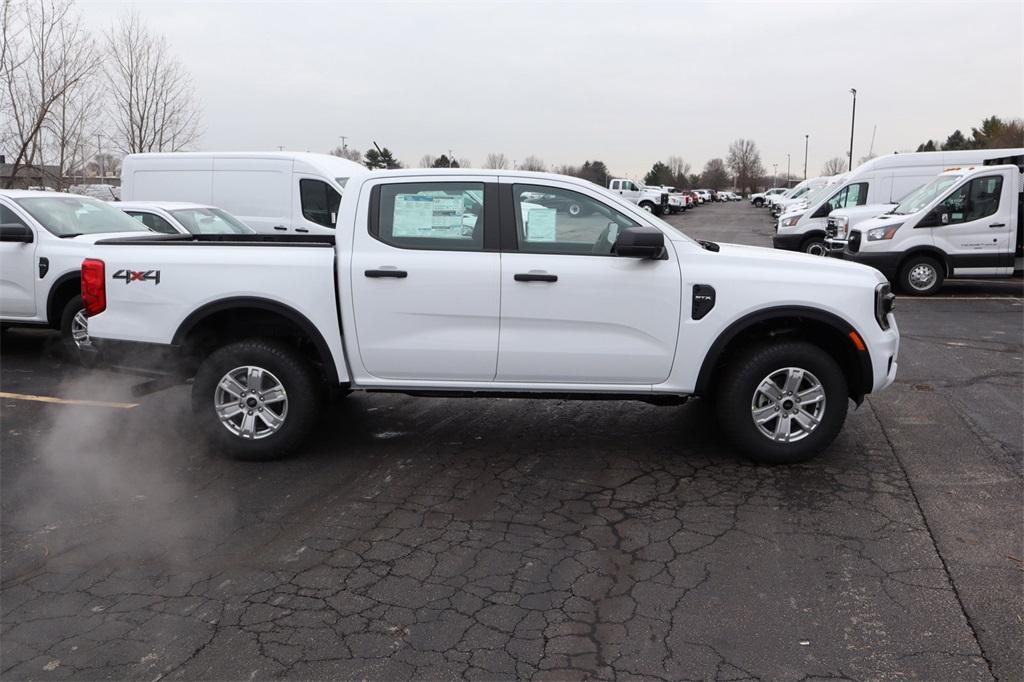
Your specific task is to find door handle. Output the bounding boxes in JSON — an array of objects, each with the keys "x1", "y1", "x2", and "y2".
[
  {"x1": 365, "y1": 269, "x2": 408, "y2": 278},
  {"x1": 514, "y1": 273, "x2": 557, "y2": 282},
  {"x1": 295, "y1": 228, "x2": 309, "y2": 233},
  {"x1": 273, "y1": 225, "x2": 287, "y2": 231},
  {"x1": 989, "y1": 223, "x2": 1006, "y2": 228}
]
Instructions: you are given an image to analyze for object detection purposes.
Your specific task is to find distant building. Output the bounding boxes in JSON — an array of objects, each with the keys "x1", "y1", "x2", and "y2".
[{"x1": 0, "y1": 160, "x2": 61, "y2": 189}]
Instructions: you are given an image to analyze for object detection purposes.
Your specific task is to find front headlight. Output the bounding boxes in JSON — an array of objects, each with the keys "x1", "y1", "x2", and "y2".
[
  {"x1": 866, "y1": 223, "x2": 902, "y2": 241},
  {"x1": 875, "y1": 282, "x2": 895, "y2": 330},
  {"x1": 781, "y1": 214, "x2": 804, "y2": 227}
]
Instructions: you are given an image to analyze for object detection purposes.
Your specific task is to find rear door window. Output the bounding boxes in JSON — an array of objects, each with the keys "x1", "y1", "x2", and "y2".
[{"x1": 372, "y1": 182, "x2": 487, "y2": 251}]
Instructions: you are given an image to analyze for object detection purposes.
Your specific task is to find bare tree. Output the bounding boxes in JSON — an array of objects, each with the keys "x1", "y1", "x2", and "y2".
[
  {"x1": 2, "y1": 0, "x2": 100, "y2": 188},
  {"x1": 329, "y1": 145, "x2": 361, "y2": 162},
  {"x1": 822, "y1": 156, "x2": 846, "y2": 175},
  {"x1": 726, "y1": 139, "x2": 764, "y2": 194},
  {"x1": 700, "y1": 158, "x2": 730, "y2": 190},
  {"x1": 457, "y1": 157, "x2": 471, "y2": 169},
  {"x1": 666, "y1": 155, "x2": 691, "y2": 186},
  {"x1": 418, "y1": 154, "x2": 436, "y2": 168},
  {"x1": 45, "y1": 76, "x2": 102, "y2": 187},
  {"x1": 483, "y1": 152, "x2": 509, "y2": 169},
  {"x1": 104, "y1": 10, "x2": 201, "y2": 154},
  {"x1": 519, "y1": 155, "x2": 545, "y2": 172}
]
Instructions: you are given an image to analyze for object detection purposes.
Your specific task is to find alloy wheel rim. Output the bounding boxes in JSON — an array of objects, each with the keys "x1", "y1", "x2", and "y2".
[
  {"x1": 908, "y1": 264, "x2": 937, "y2": 291},
  {"x1": 750, "y1": 367, "x2": 826, "y2": 443},
  {"x1": 214, "y1": 365, "x2": 289, "y2": 440},
  {"x1": 71, "y1": 309, "x2": 91, "y2": 350},
  {"x1": 568, "y1": 203, "x2": 581, "y2": 216},
  {"x1": 806, "y1": 242, "x2": 827, "y2": 257}
]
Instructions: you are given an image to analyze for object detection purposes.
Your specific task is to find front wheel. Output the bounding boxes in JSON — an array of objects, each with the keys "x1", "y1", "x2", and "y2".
[
  {"x1": 754, "y1": 198, "x2": 764, "y2": 207},
  {"x1": 192, "y1": 339, "x2": 323, "y2": 461},
  {"x1": 899, "y1": 256, "x2": 943, "y2": 296},
  {"x1": 801, "y1": 237, "x2": 828, "y2": 257},
  {"x1": 714, "y1": 341, "x2": 848, "y2": 464}
]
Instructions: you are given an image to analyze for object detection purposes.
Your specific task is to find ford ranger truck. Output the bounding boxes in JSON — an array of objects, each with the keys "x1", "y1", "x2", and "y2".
[
  {"x1": 83, "y1": 169, "x2": 899, "y2": 464},
  {"x1": 0, "y1": 190, "x2": 154, "y2": 356}
]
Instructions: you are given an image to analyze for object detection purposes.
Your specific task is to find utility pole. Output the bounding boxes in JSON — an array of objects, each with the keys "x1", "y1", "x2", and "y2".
[
  {"x1": 786, "y1": 153, "x2": 791, "y2": 186},
  {"x1": 96, "y1": 133, "x2": 103, "y2": 181},
  {"x1": 448, "y1": 148, "x2": 454, "y2": 168},
  {"x1": 772, "y1": 163, "x2": 778, "y2": 187},
  {"x1": 803, "y1": 134, "x2": 809, "y2": 180},
  {"x1": 848, "y1": 88, "x2": 857, "y2": 171},
  {"x1": 338, "y1": 135, "x2": 348, "y2": 151},
  {"x1": 277, "y1": 145, "x2": 284, "y2": 151}
]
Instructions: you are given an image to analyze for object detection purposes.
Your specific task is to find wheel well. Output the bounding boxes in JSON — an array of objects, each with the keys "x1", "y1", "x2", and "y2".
[
  {"x1": 800, "y1": 231, "x2": 826, "y2": 245},
  {"x1": 898, "y1": 249, "x2": 950, "y2": 277},
  {"x1": 696, "y1": 312, "x2": 872, "y2": 403},
  {"x1": 174, "y1": 302, "x2": 339, "y2": 384},
  {"x1": 46, "y1": 274, "x2": 80, "y2": 328}
]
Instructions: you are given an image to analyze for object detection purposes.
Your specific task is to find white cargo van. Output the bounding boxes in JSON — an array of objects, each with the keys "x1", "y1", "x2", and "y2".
[
  {"x1": 120, "y1": 152, "x2": 366, "y2": 235},
  {"x1": 772, "y1": 149, "x2": 1024, "y2": 256},
  {"x1": 842, "y1": 157, "x2": 1023, "y2": 295}
]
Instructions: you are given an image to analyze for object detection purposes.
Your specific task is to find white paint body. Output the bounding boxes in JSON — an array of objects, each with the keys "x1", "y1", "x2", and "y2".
[{"x1": 87, "y1": 169, "x2": 900, "y2": 398}]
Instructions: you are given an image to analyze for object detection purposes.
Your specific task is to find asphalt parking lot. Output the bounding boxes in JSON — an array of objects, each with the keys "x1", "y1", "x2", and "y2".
[{"x1": 1, "y1": 201, "x2": 1021, "y2": 681}]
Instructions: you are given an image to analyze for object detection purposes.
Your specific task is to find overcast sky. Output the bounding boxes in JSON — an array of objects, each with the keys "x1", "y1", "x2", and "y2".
[{"x1": 79, "y1": 1, "x2": 1023, "y2": 179}]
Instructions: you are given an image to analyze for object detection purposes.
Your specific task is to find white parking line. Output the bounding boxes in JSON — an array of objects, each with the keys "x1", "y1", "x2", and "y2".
[{"x1": 0, "y1": 391, "x2": 138, "y2": 409}]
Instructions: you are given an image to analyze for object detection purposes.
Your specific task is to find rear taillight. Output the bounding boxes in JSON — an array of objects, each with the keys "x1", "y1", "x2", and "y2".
[{"x1": 81, "y1": 258, "x2": 106, "y2": 316}]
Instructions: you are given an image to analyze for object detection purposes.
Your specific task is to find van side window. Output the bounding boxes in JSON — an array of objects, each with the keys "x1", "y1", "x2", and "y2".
[
  {"x1": 372, "y1": 182, "x2": 486, "y2": 251},
  {"x1": 827, "y1": 182, "x2": 868, "y2": 211},
  {"x1": 300, "y1": 179, "x2": 341, "y2": 228},
  {"x1": 938, "y1": 176, "x2": 1003, "y2": 225}
]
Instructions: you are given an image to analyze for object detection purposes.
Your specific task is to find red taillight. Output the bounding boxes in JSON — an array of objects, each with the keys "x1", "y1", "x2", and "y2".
[{"x1": 81, "y1": 258, "x2": 106, "y2": 317}]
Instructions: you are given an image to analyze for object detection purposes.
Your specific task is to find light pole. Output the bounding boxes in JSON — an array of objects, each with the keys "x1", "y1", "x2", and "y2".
[
  {"x1": 338, "y1": 135, "x2": 348, "y2": 152},
  {"x1": 848, "y1": 88, "x2": 857, "y2": 171},
  {"x1": 803, "y1": 134, "x2": 809, "y2": 180},
  {"x1": 772, "y1": 163, "x2": 778, "y2": 187},
  {"x1": 786, "y1": 153, "x2": 791, "y2": 186}
]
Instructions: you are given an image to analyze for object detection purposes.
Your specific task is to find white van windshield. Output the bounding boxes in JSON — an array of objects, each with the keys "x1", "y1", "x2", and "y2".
[{"x1": 892, "y1": 175, "x2": 962, "y2": 215}]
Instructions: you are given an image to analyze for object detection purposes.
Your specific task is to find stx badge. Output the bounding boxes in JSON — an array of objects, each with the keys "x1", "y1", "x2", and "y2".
[{"x1": 113, "y1": 269, "x2": 161, "y2": 285}]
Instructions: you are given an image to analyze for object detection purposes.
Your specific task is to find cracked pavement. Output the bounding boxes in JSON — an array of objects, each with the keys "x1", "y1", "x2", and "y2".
[{"x1": 2, "y1": 202, "x2": 1021, "y2": 680}]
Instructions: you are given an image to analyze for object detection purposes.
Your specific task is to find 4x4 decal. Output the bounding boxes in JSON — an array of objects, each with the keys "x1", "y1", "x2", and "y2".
[{"x1": 112, "y1": 269, "x2": 161, "y2": 285}]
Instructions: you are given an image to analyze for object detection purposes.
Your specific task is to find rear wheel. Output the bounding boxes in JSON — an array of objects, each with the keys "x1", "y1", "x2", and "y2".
[
  {"x1": 754, "y1": 198, "x2": 764, "y2": 207},
  {"x1": 58, "y1": 295, "x2": 98, "y2": 365},
  {"x1": 714, "y1": 341, "x2": 848, "y2": 464},
  {"x1": 899, "y1": 255, "x2": 943, "y2": 296},
  {"x1": 639, "y1": 201, "x2": 655, "y2": 213},
  {"x1": 192, "y1": 339, "x2": 322, "y2": 461}
]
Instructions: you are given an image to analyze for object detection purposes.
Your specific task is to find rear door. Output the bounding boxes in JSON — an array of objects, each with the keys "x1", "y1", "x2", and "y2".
[
  {"x1": 496, "y1": 179, "x2": 681, "y2": 384},
  {"x1": 0, "y1": 201, "x2": 37, "y2": 317},
  {"x1": 932, "y1": 170, "x2": 1015, "y2": 276},
  {"x1": 350, "y1": 178, "x2": 501, "y2": 381}
]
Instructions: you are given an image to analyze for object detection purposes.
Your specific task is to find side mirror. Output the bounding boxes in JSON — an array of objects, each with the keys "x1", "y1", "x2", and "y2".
[
  {"x1": 0, "y1": 223, "x2": 33, "y2": 243},
  {"x1": 613, "y1": 225, "x2": 666, "y2": 259}
]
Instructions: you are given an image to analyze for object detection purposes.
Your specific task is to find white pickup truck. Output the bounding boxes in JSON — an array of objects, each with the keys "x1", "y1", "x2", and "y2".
[
  {"x1": 0, "y1": 190, "x2": 153, "y2": 353},
  {"x1": 608, "y1": 179, "x2": 668, "y2": 215},
  {"x1": 83, "y1": 169, "x2": 899, "y2": 464}
]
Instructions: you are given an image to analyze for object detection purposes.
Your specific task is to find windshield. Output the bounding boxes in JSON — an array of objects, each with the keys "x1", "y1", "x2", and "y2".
[
  {"x1": 801, "y1": 183, "x2": 836, "y2": 206},
  {"x1": 14, "y1": 196, "x2": 148, "y2": 237},
  {"x1": 170, "y1": 207, "x2": 253, "y2": 234},
  {"x1": 891, "y1": 175, "x2": 962, "y2": 215}
]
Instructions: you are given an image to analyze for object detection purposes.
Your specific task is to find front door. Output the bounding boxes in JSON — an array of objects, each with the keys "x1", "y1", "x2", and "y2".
[
  {"x1": 0, "y1": 202, "x2": 37, "y2": 317},
  {"x1": 350, "y1": 179, "x2": 501, "y2": 381},
  {"x1": 294, "y1": 176, "x2": 342, "y2": 235},
  {"x1": 497, "y1": 181, "x2": 681, "y2": 384},
  {"x1": 932, "y1": 170, "x2": 1015, "y2": 276}
]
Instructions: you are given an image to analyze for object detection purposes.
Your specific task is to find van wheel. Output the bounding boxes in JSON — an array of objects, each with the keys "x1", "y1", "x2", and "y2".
[
  {"x1": 801, "y1": 237, "x2": 827, "y2": 257},
  {"x1": 192, "y1": 339, "x2": 322, "y2": 461},
  {"x1": 714, "y1": 341, "x2": 848, "y2": 464},
  {"x1": 899, "y1": 256, "x2": 943, "y2": 296}
]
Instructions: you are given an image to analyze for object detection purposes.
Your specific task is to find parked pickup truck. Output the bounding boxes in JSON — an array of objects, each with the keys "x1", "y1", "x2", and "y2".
[
  {"x1": 0, "y1": 190, "x2": 154, "y2": 353},
  {"x1": 83, "y1": 169, "x2": 899, "y2": 464},
  {"x1": 608, "y1": 178, "x2": 668, "y2": 215}
]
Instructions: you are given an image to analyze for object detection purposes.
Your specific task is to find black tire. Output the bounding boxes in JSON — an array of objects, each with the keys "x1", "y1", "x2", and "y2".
[
  {"x1": 58, "y1": 295, "x2": 98, "y2": 365},
  {"x1": 567, "y1": 202, "x2": 582, "y2": 217},
  {"x1": 754, "y1": 198, "x2": 764, "y2": 207},
  {"x1": 639, "y1": 201, "x2": 655, "y2": 213},
  {"x1": 714, "y1": 341, "x2": 848, "y2": 464},
  {"x1": 898, "y1": 255, "x2": 944, "y2": 296},
  {"x1": 192, "y1": 338, "x2": 322, "y2": 461},
  {"x1": 800, "y1": 236, "x2": 828, "y2": 257}
]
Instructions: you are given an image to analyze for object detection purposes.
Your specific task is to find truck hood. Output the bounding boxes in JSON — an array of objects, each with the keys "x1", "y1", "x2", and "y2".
[
  {"x1": 830, "y1": 203, "x2": 897, "y2": 222},
  {"x1": 713, "y1": 241, "x2": 884, "y2": 281},
  {"x1": 854, "y1": 212, "x2": 911, "y2": 233}
]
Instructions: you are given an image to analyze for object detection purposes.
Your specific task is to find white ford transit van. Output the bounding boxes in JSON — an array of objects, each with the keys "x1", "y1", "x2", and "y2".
[
  {"x1": 120, "y1": 152, "x2": 366, "y2": 235},
  {"x1": 772, "y1": 149, "x2": 1024, "y2": 256}
]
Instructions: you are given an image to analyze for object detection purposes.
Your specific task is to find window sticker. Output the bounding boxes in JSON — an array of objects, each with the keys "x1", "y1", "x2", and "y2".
[
  {"x1": 393, "y1": 195, "x2": 434, "y2": 236},
  {"x1": 525, "y1": 207, "x2": 557, "y2": 242}
]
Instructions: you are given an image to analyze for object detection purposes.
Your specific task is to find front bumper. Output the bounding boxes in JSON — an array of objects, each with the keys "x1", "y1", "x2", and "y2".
[
  {"x1": 771, "y1": 233, "x2": 804, "y2": 251},
  {"x1": 841, "y1": 250, "x2": 902, "y2": 281}
]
